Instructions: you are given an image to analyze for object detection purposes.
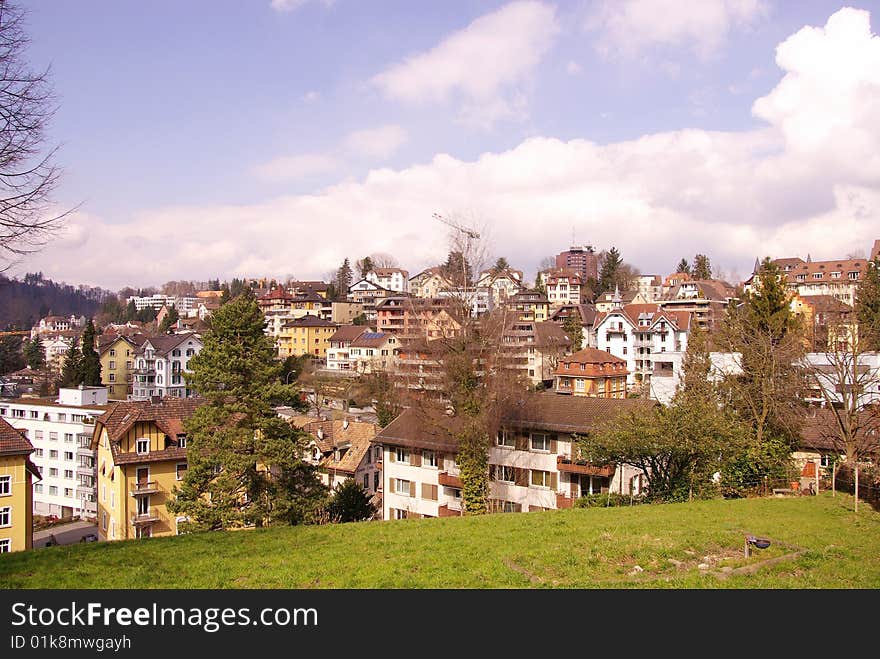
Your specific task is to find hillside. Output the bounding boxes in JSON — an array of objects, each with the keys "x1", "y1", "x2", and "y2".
[
  {"x1": 0, "y1": 272, "x2": 112, "y2": 330},
  {"x1": 2, "y1": 494, "x2": 878, "y2": 589}
]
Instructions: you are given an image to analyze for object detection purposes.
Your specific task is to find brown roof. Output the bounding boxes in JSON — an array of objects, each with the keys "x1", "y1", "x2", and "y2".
[
  {"x1": 0, "y1": 417, "x2": 34, "y2": 456},
  {"x1": 93, "y1": 398, "x2": 204, "y2": 445},
  {"x1": 113, "y1": 447, "x2": 188, "y2": 465},
  {"x1": 782, "y1": 259, "x2": 867, "y2": 284},
  {"x1": 282, "y1": 316, "x2": 337, "y2": 328},
  {"x1": 799, "y1": 408, "x2": 880, "y2": 454},
  {"x1": 375, "y1": 394, "x2": 657, "y2": 448},
  {"x1": 560, "y1": 348, "x2": 626, "y2": 365},
  {"x1": 533, "y1": 321, "x2": 573, "y2": 348},
  {"x1": 871, "y1": 240, "x2": 880, "y2": 262},
  {"x1": 138, "y1": 334, "x2": 194, "y2": 356},
  {"x1": 315, "y1": 419, "x2": 379, "y2": 474},
  {"x1": 350, "y1": 331, "x2": 393, "y2": 348},
  {"x1": 329, "y1": 326, "x2": 369, "y2": 344},
  {"x1": 550, "y1": 303, "x2": 597, "y2": 326}
]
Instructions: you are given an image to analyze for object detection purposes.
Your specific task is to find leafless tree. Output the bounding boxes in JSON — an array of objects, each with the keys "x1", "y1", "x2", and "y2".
[
  {"x1": 368, "y1": 252, "x2": 399, "y2": 269},
  {"x1": 0, "y1": 1, "x2": 70, "y2": 268},
  {"x1": 802, "y1": 315, "x2": 880, "y2": 511}
]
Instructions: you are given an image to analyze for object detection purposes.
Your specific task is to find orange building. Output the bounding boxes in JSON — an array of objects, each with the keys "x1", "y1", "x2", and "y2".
[{"x1": 553, "y1": 348, "x2": 629, "y2": 399}]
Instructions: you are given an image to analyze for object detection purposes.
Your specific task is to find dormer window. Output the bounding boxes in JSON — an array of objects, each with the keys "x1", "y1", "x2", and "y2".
[
  {"x1": 136, "y1": 438, "x2": 149, "y2": 454},
  {"x1": 178, "y1": 436, "x2": 186, "y2": 448}
]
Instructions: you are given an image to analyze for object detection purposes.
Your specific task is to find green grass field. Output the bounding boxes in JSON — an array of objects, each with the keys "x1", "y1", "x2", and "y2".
[{"x1": 2, "y1": 492, "x2": 878, "y2": 588}]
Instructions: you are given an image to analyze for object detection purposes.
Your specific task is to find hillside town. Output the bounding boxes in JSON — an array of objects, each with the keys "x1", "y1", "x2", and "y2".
[{"x1": 2, "y1": 236, "x2": 879, "y2": 551}]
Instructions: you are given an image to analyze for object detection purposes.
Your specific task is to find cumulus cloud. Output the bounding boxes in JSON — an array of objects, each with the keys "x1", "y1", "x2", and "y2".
[
  {"x1": 253, "y1": 153, "x2": 340, "y2": 181},
  {"x1": 21, "y1": 7, "x2": 880, "y2": 290},
  {"x1": 343, "y1": 125, "x2": 408, "y2": 159},
  {"x1": 371, "y1": 1, "x2": 559, "y2": 128},
  {"x1": 587, "y1": 0, "x2": 767, "y2": 59}
]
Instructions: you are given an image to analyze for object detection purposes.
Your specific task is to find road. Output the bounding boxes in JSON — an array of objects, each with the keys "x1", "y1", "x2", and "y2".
[{"x1": 33, "y1": 520, "x2": 98, "y2": 548}]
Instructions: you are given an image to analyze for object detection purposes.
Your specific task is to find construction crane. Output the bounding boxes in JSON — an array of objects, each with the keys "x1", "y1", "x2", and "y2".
[{"x1": 432, "y1": 212, "x2": 480, "y2": 240}]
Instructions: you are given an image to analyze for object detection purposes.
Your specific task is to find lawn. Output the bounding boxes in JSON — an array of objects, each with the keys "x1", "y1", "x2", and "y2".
[{"x1": 2, "y1": 492, "x2": 878, "y2": 588}]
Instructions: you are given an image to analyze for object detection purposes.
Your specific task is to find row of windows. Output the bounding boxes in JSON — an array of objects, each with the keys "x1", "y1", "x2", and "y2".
[
  {"x1": 33, "y1": 449, "x2": 75, "y2": 461},
  {"x1": 495, "y1": 432, "x2": 552, "y2": 451},
  {"x1": 33, "y1": 484, "x2": 75, "y2": 497},
  {"x1": 0, "y1": 409, "x2": 93, "y2": 424},
  {"x1": 30, "y1": 432, "x2": 75, "y2": 443}
]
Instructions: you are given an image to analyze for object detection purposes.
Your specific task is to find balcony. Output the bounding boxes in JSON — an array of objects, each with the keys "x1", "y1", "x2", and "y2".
[
  {"x1": 76, "y1": 445, "x2": 94, "y2": 458},
  {"x1": 76, "y1": 464, "x2": 95, "y2": 478},
  {"x1": 130, "y1": 481, "x2": 160, "y2": 496},
  {"x1": 556, "y1": 456, "x2": 615, "y2": 478},
  {"x1": 438, "y1": 503, "x2": 463, "y2": 517},
  {"x1": 438, "y1": 472, "x2": 463, "y2": 488},
  {"x1": 131, "y1": 512, "x2": 160, "y2": 526},
  {"x1": 76, "y1": 487, "x2": 95, "y2": 499}
]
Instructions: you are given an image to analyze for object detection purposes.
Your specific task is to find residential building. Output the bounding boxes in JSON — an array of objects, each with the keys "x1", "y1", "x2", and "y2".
[
  {"x1": 409, "y1": 267, "x2": 453, "y2": 299},
  {"x1": 291, "y1": 416, "x2": 382, "y2": 511},
  {"x1": 595, "y1": 289, "x2": 648, "y2": 312},
  {"x1": 436, "y1": 287, "x2": 493, "y2": 317},
  {"x1": 542, "y1": 268, "x2": 587, "y2": 307},
  {"x1": 499, "y1": 320, "x2": 572, "y2": 386},
  {"x1": 790, "y1": 294, "x2": 855, "y2": 351},
  {"x1": 366, "y1": 268, "x2": 410, "y2": 294},
  {"x1": 329, "y1": 301, "x2": 365, "y2": 324},
  {"x1": 347, "y1": 332, "x2": 399, "y2": 374},
  {"x1": 127, "y1": 294, "x2": 201, "y2": 315},
  {"x1": 326, "y1": 326, "x2": 371, "y2": 371},
  {"x1": 0, "y1": 418, "x2": 40, "y2": 553},
  {"x1": 549, "y1": 304, "x2": 598, "y2": 349},
  {"x1": 392, "y1": 339, "x2": 446, "y2": 397},
  {"x1": 98, "y1": 334, "x2": 144, "y2": 400},
  {"x1": 0, "y1": 387, "x2": 108, "y2": 520},
  {"x1": 555, "y1": 245, "x2": 599, "y2": 283},
  {"x1": 475, "y1": 268, "x2": 523, "y2": 306},
  {"x1": 871, "y1": 240, "x2": 880, "y2": 262},
  {"x1": 375, "y1": 395, "x2": 653, "y2": 519},
  {"x1": 32, "y1": 314, "x2": 85, "y2": 337},
  {"x1": 41, "y1": 334, "x2": 77, "y2": 373},
  {"x1": 553, "y1": 349, "x2": 628, "y2": 398},
  {"x1": 634, "y1": 275, "x2": 663, "y2": 303},
  {"x1": 658, "y1": 279, "x2": 736, "y2": 332},
  {"x1": 593, "y1": 303, "x2": 691, "y2": 388},
  {"x1": 801, "y1": 352, "x2": 880, "y2": 408},
  {"x1": 375, "y1": 296, "x2": 461, "y2": 340},
  {"x1": 92, "y1": 397, "x2": 202, "y2": 540},
  {"x1": 508, "y1": 290, "x2": 550, "y2": 322},
  {"x1": 131, "y1": 333, "x2": 203, "y2": 400},
  {"x1": 648, "y1": 351, "x2": 742, "y2": 405},
  {"x1": 746, "y1": 254, "x2": 871, "y2": 307},
  {"x1": 347, "y1": 279, "x2": 395, "y2": 320},
  {"x1": 287, "y1": 280, "x2": 330, "y2": 298},
  {"x1": 276, "y1": 316, "x2": 339, "y2": 359},
  {"x1": 661, "y1": 271, "x2": 691, "y2": 296}
]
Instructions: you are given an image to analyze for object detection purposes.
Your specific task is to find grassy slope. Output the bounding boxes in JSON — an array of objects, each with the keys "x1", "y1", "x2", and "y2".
[{"x1": 2, "y1": 493, "x2": 878, "y2": 589}]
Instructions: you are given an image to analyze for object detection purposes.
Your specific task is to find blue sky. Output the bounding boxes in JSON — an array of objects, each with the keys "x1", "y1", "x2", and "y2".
[{"x1": 13, "y1": 0, "x2": 880, "y2": 289}]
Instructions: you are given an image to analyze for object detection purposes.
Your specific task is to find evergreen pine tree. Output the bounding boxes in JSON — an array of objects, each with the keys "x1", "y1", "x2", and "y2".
[
  {"x1": 598, "y1": 247, "x2": 623, "y2": 295},
  {"x1": 23, "y1": 336, "x2": 45, "y2": 370},
  {"x1": 80, "y1": 319, "x2": 102, "y2": 386},
  {"x1": 336, "y1": 258, "x2": 353, "y2": 296},
  {"x1": 561, "y1": 313, "x2": 584, "y2": 351},
  {"x1": 327, "y1": 479, "x2": 376, "y2": 522},
  {"x1": 59, "y1": 338, "x2": 83, "y2": 388},
  {"x1": 158, "y1": 306, "x2": 180, "y2": 333},
  {"x1": 168, "y1": 291, "x2": 327, "y2": 531},
  {"x1": 676, "y1": 258, "x2": 691, "y2": 274},
  {"x1": 692, "y1": 254, "x2": 712, "y2": 280},
  {"x1": 855, "y1": 257, "x2": 880, "y2": 350}
]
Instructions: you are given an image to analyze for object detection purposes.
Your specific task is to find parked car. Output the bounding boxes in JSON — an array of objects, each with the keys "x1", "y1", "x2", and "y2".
[{"x1": 80, "y1": 533, "x2": 98, "y2": 543}]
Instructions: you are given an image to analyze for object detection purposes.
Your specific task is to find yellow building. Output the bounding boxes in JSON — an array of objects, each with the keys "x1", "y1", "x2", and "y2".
[
  {"x1": 98, "y1": 334, "x2": 143, "y2": 400},
  {"x1": 1, "y1": 418, "x2": 40, "y2": 553},
  {"x1": 277, "y1": 316, "x2": 339, "y2": 359},
  {"x1": 510, "y1": 291, "x2": 550, "y2": 322},
  {"x1": 92, "y1": 398, "x2": 202, "y2": 540}
]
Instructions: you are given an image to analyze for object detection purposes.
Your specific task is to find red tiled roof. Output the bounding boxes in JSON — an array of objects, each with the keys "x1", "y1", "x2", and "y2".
[
  {"x1": 93, "y1": 398, "x2": 204, "y2": 445},
  {"x1": 560, "y1": 348, "x2": 626, "y2": 365}
]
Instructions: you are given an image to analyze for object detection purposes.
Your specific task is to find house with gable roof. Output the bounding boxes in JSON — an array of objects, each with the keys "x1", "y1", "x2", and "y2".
[{"x1": 131, "y1": 333, "x2": 203, "y2": 400}]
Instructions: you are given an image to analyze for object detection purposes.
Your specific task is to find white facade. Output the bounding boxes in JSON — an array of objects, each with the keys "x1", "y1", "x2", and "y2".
[
  {"x1": 131, "y1": 335, "x2": 203, "y2": 400},
  {"x1": 127, "y1": 294, "x2": 201, "y2": 314},
  {"x1": 801, "y1": 352, "x2": 880, "y2": 407},
  {"x1": 649, "y1": 352, "x2": 743, "y2": 405},
  {"x1": 436, "y1": 287, "x2": 493, "y2": 317},
  {"x1": 366, "y1": 269, "x2": 409, "y2": 293},
  {"x1": 0, "y1": 387, "x2": 108, "y2": 519},
  {"x1": 381, "y1": 446, "x2": 464, "y2": 519}
]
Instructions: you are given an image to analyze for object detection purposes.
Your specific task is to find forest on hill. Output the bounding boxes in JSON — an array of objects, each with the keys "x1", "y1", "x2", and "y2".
[{"x1": 0, "y1": 272, "x2": 113, "y2": 330}]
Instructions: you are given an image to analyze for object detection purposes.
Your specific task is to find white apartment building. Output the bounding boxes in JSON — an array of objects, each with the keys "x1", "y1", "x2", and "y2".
[
  {"x1": 436, "y1": 286, "x2": 493, "y2": 317},
  {"x1": 32, "y1": 315, "x2": 85, "y2": 336},
  {"x1": 131, "y1": 334, "x2": 203, "y2": 400},
  {"x1": 366, "y1": 268, "x2": 410, "y2": 294},
  {"x1": 127, "y1": 294, "x2": 201, "y2": 314},
  {"x1": 375, "y1": 395, "x2": 653, "y2": 520},
  {"x1": 593, "y1": 303, "x2": 691, "y2": 388},
  {"x1": 0, "y1": 386, "x2": 109, "y2": 519},
  {"x1": 649, "y1": 352, "x2": 742, "y2": 405}
]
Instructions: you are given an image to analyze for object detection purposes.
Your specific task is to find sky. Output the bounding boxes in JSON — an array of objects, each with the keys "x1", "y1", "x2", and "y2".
[{"x1": 9, "y1": 0, "x2": 880, "y2": 290}]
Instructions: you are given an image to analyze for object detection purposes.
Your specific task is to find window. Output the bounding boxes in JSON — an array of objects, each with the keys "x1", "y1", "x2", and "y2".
[
  {"x1": 49, "y1": 486, "x2": 58, "y2": 496},
  {"x1": 395, "y1": 479, "x2": 412, "y2": 496},
  {"x1": 0, "y1": 537, "x2": 10, "y2": 553},
  {"x1": 34, "y1": 448, "x2": 43, "y2": 457},
  {"x1": 812, "y1": 273, "x2": 823, "y2": 280},
  {"x1": 102, "y1": 512, "x2": 108, "y2": 531},
  {"x1": 49, "y1": 432, "x2": 58, "y2": 442},
  {"x1": 64, "y1": 433, "x2": 73, "y2": 443},
  {"x1": 363, "y1": 474, "x2": 370, "y2": 490},
  {"x1": 33, "y1": 430, "x2": 42, "y2": 440},
  {"x1": 496, "y1": 431, "x2": 515, "y2": 448},
  {"x1": 12, "y1": 409, "x2": 24, "y2": 418},
  {"x1": 176, "y1": 463, "x2": 187, "y2": 481},
  {"x1": 0, "y1": 506, "x2": 9, "y2": 527},
  {"x1": 495, "y1": 466, "x2": 515, "y2": 483},
  {"x1": 395, "y1": 447, "x2": 409, "y2": 464},
  {"x1": 423, "y1": 450, "x2": 437, "y2": 468},
  {"x1": 109, "y1": 374, "x2": 116, "y2": 382},
  {"x1": 394, "y1": 509, "x2": 407, "y2": 520},
  {"x1": 34, "y1": 483, "x2": 43, "y2": 494},
  {"x1": 502, "y1": 501, "x2": 518, "y2": 513},
  {"x1": 136, "y1": 438, "x2": 149, "y2": 454},
  {"x1": 64, "y1": 469, "x2": 73, "y2": 479},
  {"x1": 530, "y1": 470, "x2": 550, "y2": 488},
  {"x1": 57, "y1": 414, "x2": 66, "y2": 422},
  {"x1": 49, "y1": 450, "x2": 58, "y2": 459},
  {"x1": 373, "y1": 471, "x2": 380, "y2": 491},
  {"x1": 49, "y1": 468, "x2": 58, "y2": 477},
  {"x1": 0, "y1": 475, "x2": 9, "y2": 496},
  {"x1": 110, "y1": 491, "x2": 115, "y2": 510},
  {"x1": 178, "y1": 436, "x2": 187, "y2": 448},
  {"x1": 30, "y1": 410, "x2": 38, "y2": 419},
  {"x1": 64, "y1": 452, "x2": 73, "y2": 461},
  {"x1": 64, "y1": 488, "x2": 73, "y2": 497},
  {"x1": 831, "y1": 272, "x2": 841, "y2": 279},
  {"x1": 109, "y1": 361, "x2": 116, "y2": 369},
  {"x1": 530, "y1": 433, "x2": 551, "y2": 452}
]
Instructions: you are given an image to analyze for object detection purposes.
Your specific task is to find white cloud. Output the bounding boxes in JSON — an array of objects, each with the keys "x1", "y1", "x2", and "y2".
[
  {"x1": 21, "y1": 8, "x2": 880, "y2": 290},
  {"x1": 371, "y1": 1, "x2": 559, "y2": 128},
  {"x1": 303, "y1": 90, "x2": 320, "y2": 103},
  {"x1": 566, "y1": 60, "x2": 582, "y2": 75},
  {"x1": 270, "y1": 0, "x2": 333, "y2": 13},
  {"x1": 587, "y1": 0, "x2": 767, "y2": 59},
  {"x1": 343, "y1": 125, "x2": 408, "y2": 159},
  {"x1": 253, "y1": 153, "x2": 339, "y2": 181}
]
